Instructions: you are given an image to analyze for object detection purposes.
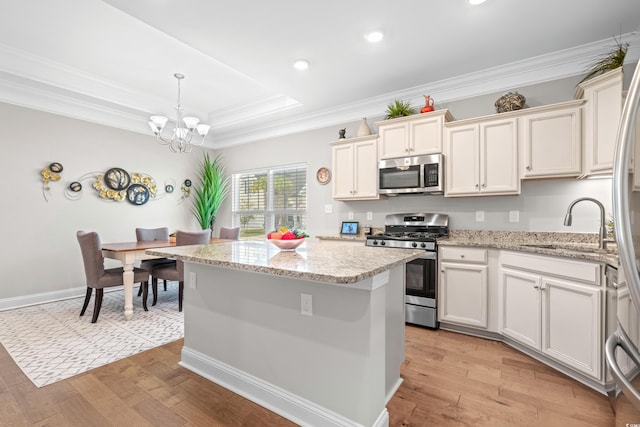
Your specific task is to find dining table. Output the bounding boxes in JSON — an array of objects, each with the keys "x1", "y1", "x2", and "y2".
[{"x1": 101, "y1": 238, "x2": 232, "y2": 319}]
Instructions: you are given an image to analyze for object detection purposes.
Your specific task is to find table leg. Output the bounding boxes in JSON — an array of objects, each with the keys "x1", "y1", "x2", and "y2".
[{"x1": 122, "y1": 262, "x2": 134, "y2": 320}]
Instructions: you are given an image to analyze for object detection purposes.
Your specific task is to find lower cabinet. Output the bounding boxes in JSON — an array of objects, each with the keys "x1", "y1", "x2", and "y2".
[
  {"x1": 439, "y1": 247, "x2": 489, "y2": 329},
  {"x1": 499, "y1": 251, "x2": 603, "y2": 380}
]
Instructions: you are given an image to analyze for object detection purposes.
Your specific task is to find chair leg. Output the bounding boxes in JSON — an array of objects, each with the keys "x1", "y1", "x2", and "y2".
[
  {"x1": 142, "y1": 281, "x2": 149, "y2": 311},
  {"x1": 179, "y1": 281, "x2": 184, "y2": 312},
  {"x1": 91, "y1": 289, "x2": 104, "y2": 323},
  {"x1": 80, "y1": 287, "x2": 92, "y2": 316},
  {"x1": 137, "y1": 283, "x2": 143, "y2": 297},
  {"x1": 152, "y1": 277, "x2": 158, "y2": 306},
  {"x1": 163, "y1": 279, "x2": 167, "y2": 292}
]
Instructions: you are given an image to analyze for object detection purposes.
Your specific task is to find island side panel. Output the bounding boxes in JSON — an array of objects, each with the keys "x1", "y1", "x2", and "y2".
[
  {"x1": 385, "y1": 264, "x2": 405, "y2": 401},
  {"x1": 181, "y1": 262, "x2": 398, "y2": 427}
]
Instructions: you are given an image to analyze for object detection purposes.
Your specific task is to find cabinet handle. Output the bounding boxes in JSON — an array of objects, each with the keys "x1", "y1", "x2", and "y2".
[
  {"x1": 459, "y1": 254, "x2": 465, "y2": 258},
  {"x1": 541, "y1": 285, "x2": 546, "y2": 291},
  {"x1": 481, "y1": 183, "x2": 486, "y2": 188},
  {"x1": 526, "y1": 165, "x2": 531, "y2": 171},
  {"x1": 475, "y1": 184, "x2": 479, "y2": 188},
  {"x1": 533, "y1": 284, "x2": 540, "y2": 289}
]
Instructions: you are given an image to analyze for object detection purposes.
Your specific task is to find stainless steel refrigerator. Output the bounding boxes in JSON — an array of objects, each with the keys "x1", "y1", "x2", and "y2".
[{"x1": 608, "y1": 57, "x2": 640, "y2": 424}]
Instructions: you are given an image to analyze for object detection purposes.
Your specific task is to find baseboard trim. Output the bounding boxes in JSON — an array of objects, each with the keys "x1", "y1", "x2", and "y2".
[
  {"x1": 0, "y1": 285, "x2": 124, "y2": 311},
  {"x1": 180, "y1": 346, "x2": 389, "y2": 427}
]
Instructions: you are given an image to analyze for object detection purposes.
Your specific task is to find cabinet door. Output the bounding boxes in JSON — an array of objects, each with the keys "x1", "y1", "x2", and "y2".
[
  {"x1": 582, "y1": 69, "x2": 623, "y2": 175},
  {"x1": 331, "y1": 143, "x2": 354, "y2": 199},
  {"x1": 444, "y1": 124, "x2": 479, "y2": 196},
  {"x1": 521, "y1": 106, "x2": 582, "y2": 178},
  {"x1": 480, "y1": 118, "x2": 519, "y2": 194},
  {"x1": 410, "y1": 115, "x2": 444, "y2": 155},
  {"x1": 499, "y1": 267, "x2": 541, "y2": 350},
  {"x1": 352, "y1": 138, "x2": 379, "y2": 198},
  {"x1": 541, "y1": 278, "x2": 602, "y2": 380},
  {"x1": 439, "y1": 262, "x2": 488, "y2": 328},
  {"x1": 378, "y1": 122, "x2": 408, "y2": 159}
]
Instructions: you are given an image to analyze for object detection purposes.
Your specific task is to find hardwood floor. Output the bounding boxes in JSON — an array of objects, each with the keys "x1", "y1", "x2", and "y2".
[{"x1": 0, "y1": 325, "x2": 614, "y2": 426}]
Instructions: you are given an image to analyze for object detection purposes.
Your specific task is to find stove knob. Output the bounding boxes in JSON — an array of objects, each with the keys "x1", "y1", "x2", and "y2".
[
  {"x1": 373, "y1": 240, "x2": 378, "y2": 245},
  {"x1": 380, "y1": 241, "x2": 386, "y2": 246},
  {"x1": 420, "y1": 242, "x2": 427, "y2": 248},
  {"x1": 412, "y1": 242, "x2": 418, "y2": 248}
]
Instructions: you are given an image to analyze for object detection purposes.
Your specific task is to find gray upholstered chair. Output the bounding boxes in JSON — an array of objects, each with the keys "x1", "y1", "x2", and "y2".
[
  {"x1": 136, "y1": 227, "x2": 172, "y2": 296},
  {"x1": 77, "y1": 230, "x2": 150, "y2": 323},
  {"x1": 148, "y1": 229, "x2": 211, "y2": 311},
  {"x1": 219, "y1": 226, "x2": 240, "y2": 240}
]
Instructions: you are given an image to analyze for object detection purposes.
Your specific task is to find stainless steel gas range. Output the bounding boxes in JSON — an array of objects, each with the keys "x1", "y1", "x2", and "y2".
[{"x1": 366, "y1": 213, "x2": 449, "y2": 328}]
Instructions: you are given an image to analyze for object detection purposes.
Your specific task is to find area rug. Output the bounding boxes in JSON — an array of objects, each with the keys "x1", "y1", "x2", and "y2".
[{"x1": 0, "y1": 282, "x2": 184, "y2": 388}]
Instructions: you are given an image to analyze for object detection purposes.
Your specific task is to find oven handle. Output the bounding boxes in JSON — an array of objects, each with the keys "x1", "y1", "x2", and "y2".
[{"x1": 417, "y1": 251, "x2": 436, "y2": 260}]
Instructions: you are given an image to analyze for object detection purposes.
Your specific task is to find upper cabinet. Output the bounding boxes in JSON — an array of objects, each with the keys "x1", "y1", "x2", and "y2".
[
  {"x1": 330, "y1": 135, "x2": 379, "y2": 200},
  {"x1": 444, "y1": 116, "x2": 519, "y2": 197},
  {"x1": 576, "y1": 68, "x2": 623, "y2": 177},
  {"x1": 519, "y1": 100, "x2": 584, "y2": 179},
  {"x1": 376, "y1": 110, "x2": 453, "y2": 159}
]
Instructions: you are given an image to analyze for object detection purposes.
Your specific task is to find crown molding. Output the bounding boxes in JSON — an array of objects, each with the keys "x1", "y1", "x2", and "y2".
[{"x1": 1, "y1": 34, "x2": 639, "y2": 148}]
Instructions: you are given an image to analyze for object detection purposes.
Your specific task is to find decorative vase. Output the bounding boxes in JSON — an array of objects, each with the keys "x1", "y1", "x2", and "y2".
[
  {"x1": 420, "y1": 95, "x2": 434, "y2": 113},
  {"x1": 495, "y1": 91, "x2": 526, "y2": 113},
  {"x1": 338, "y1": 128, "x2": 346, "y2": 139},
  {"x1": 357, "y1": 118, "x2": 371, "y2": 136}
]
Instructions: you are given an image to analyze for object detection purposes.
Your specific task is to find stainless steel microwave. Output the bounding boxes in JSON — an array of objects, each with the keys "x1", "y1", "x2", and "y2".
[{"x1": 378, "y1": 154, "x2": 444, "y2": 195}]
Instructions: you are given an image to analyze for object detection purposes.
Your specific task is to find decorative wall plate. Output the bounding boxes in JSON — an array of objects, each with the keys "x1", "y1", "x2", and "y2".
[{"x1": 316, "y1": 167, "x2": 331, "y2": 185}]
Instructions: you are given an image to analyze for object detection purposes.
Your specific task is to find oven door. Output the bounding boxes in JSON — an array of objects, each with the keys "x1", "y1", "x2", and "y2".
[{"x1": 405, "y1": 252, "x2": 438, "y2": 328}]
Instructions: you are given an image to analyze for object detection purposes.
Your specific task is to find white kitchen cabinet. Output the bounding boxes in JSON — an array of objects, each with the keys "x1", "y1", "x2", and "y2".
[
  {"x1": 330, "y1": 135, "x2": 379, "y2": 200},
  {"x1": 630, "y1": 106, "x2": 640, "y2": 190},
  {"x1": 439, "y1": 247, "x2": 489, "y2": 329},
  {"x1": 576, "y1": 68, "x2": 623, "y2": 177},
  {"x1": 499, "y1": 251, "x2": 603, "y2": 380},
  {"x1": 444, "y1": 117, "x2": 519, "y2": 197},
  {"x1": 376, "y1": 110, "x2": 453, "y2": 159},
  {"x1": 519, "y1": 100, "x2": 584, "y2": 179}
]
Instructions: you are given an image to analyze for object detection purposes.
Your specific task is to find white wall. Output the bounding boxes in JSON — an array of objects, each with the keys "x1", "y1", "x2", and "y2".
[
  {"x1": 0, "y1": 102, "x2": 215, "y2": 306},
  {"x1": 215, "y1": 74, "x2": 614, "y2": 237}
]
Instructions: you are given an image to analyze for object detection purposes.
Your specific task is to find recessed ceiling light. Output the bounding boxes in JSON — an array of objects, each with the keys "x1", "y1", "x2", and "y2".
[
  {"x1": 293, "y1": 59, "x2": 309, "y2": 70},
  {"x1": 365, "y1": 31, "x2": 384, "y2": 43},
  {"x1": 469, "y1": 0, "x2": 487, "y2": 4}
]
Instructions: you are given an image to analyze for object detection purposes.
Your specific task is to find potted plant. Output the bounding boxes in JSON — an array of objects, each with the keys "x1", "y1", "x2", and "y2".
[
  {"x1": 579, "y1": 36, "x2": 628, "y2": 84},
  {"x1": 192, "y1": 153, "x2": 230, "y2": 232},
  {"x1": 385, "y1": 99, "x2": 415, "y2": 119}
]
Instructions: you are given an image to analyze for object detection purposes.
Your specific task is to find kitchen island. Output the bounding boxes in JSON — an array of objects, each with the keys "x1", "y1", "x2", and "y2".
[{"x1": 148, "y1": 238, "x2": 423, "y2": 427}]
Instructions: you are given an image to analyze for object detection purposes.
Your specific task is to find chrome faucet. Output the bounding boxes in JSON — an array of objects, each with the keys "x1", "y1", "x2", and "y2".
[{"x1": 563, "y1": 197, "x2": 607, "y2": 249}]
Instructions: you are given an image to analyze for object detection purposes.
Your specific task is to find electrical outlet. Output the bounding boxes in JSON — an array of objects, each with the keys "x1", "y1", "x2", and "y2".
[
  {"x1": 348, "y1": 211, "x2": 354, "y2": 220},
  {"x1": 189, "y1": 272, "x2": 197, "y2": 289},
  {"x1": 301, "y1": 293, "x2": 313, "y2": 316},
  {"x1": 509, "y1": 210, "x2": 519, "y2": 223},
  {"x1": 324, "y1": 204, "x2": 333, "y2": 214},
  {"x1": 475, "y1": 210, "x2": 485, "y2": 222},
  {"x1": 367, "y1": 211, "x2": 373, "y2": 221}
]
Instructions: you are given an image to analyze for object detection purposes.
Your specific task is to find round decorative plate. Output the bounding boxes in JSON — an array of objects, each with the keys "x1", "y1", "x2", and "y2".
[
  {"x1": 104, "y1": 167, "x2": 131, "y2": 191},
  {"x1": 316, "y1": 167, "x2": 331, "y2": 185},
  {"x1": 126, "y1": 183, "x2": 150, "y2": 205}
]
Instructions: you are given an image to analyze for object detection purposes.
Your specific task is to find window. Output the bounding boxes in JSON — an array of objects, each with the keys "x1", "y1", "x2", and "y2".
[{"x1": 232, "y1": 163, "x2": 307, "y2": 238}]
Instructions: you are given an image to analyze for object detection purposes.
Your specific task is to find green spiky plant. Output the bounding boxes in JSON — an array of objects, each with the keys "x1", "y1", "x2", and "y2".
[
  {"x1": 385, "y1": 99, "x2": 415, "y2": 119},
  {"x1": 192, "y1": 153, "x2": 230, "y2": 231},
  {"x1": 579, "y1": 36, "x2": 628, "y2": 84}
]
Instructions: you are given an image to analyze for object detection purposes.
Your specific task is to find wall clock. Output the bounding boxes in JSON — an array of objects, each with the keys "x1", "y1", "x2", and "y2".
[{"x1": 316, "y1": 167, "x2": 331, "y2": 185}]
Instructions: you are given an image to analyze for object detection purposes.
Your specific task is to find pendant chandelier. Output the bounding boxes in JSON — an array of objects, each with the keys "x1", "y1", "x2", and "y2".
[{"x1": 148, "y1": 73, "x2": 210, "y2": 153}]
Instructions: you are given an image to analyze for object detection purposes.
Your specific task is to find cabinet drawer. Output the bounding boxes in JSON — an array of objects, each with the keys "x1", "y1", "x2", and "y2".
[
  {"x1": 440, "y1": 246, "x2": 487, "y2": 263},
  {"x1": 501, "y1": 251, "x2": 600, "y2": 285}
]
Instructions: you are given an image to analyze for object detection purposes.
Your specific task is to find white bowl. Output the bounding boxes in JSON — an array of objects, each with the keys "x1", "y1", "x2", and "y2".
[{"x1": 268, "y1": 238, "x2": 306, "y2": 251}]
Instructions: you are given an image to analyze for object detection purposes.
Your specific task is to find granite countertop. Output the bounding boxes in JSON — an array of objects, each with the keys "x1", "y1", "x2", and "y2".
[
  {"x1": 440, "y1": 230, "x2": 618, "y2": 266},
  {"x1": 147, "y1": 238, "x2": 424, "y2": 285}
]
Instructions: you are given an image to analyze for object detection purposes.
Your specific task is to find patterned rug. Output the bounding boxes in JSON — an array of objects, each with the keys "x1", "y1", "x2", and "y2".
[{"x1": 0, "y1": 282, "x2": 184, "y2": 387}]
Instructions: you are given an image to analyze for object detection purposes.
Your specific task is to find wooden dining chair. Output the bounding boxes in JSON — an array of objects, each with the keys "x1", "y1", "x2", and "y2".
[
  {"x1": 219, "y1": 226, "x2": 240, "y2": 240},
  {"x1": 135, "y1": 227, "x2": 172, "y2": 296},
  {"x1": 148, "y1": 229, "x2": 211, "y2": 311},
  {"x1": 77, "y1": 230, "x2": 150, "y2": 323}
]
